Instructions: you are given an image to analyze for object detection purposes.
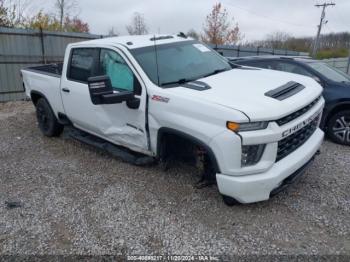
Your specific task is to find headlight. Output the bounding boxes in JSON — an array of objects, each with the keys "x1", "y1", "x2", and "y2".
[
  {"x1": 241, "y1": 144, "x2": 266, "y2": 166},
  {"x1": 227, "y1": 121, "x2": 268, "y2": 132}
]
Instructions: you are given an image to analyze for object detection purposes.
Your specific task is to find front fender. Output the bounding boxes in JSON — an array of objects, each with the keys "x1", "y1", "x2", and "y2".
[{"x1": 322, "y1": 100, "x2": 350, "y2": 129}]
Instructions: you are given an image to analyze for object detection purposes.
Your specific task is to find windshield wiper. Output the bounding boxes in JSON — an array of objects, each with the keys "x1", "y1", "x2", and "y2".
[
  {"x1": 161, "y1": 78, "x2": 193, "y2": 87},
  {"x1": 161, "y1": 68, "x2": 230, "y2": 87}
]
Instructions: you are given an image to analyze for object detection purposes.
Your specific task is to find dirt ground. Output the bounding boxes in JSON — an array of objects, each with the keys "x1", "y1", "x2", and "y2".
[{"x1": 0, "y1": 101, "x2": 349, "y2": 258}]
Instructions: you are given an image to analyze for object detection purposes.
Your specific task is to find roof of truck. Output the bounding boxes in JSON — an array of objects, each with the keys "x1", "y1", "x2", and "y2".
[{"x1": 71, "y1": 34, "x2": 192, "y2": 49}]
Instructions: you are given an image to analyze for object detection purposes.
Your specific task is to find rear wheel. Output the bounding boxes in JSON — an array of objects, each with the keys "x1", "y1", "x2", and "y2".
[
  {"x1": 327, "y1": 110, "x2": 350, "y2": 146},
  {"x1": 36, "y1": 98, "x2": 64, "y2": 137}
]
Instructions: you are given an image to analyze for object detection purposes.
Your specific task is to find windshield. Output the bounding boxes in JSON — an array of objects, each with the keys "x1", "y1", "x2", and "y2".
[
  {"x1": 308, "y1": 62, "x2": 350, "y2": 83},
  {"x1": 130, "y1": 40, "x2": 232, "y2": 87}
]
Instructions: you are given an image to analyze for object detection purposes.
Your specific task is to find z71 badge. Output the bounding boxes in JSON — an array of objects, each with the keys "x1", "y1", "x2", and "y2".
[{"x1": 151, "y1": 95, "x2": 170, "y2": 103}]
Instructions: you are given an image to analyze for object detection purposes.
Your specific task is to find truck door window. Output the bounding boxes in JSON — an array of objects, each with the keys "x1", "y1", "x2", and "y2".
[
  {"x1": 242, "y1": 61, "x2": 274, "y2": 70},
  {"x1": 274, "y1": 61, "x2": 312, "y2": 77},
  {"x1": 99, "y1": 49, "x2": 134, "y2": 92},
  {"x1": 68, "y1": 48, "x2": 98, "y2": 82}
]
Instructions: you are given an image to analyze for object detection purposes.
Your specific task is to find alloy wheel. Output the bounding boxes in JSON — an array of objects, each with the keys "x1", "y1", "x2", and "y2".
[{"x1": 332, "y1": 116, "x2": 350, "y2": 143}]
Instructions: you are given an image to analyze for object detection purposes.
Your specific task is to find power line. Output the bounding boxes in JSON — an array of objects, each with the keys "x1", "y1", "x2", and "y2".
[{"x1": 311, "y1": 2, "x2": 336, "y2": 57}]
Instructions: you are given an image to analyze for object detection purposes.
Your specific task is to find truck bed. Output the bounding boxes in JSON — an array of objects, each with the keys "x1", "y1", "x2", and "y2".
[
  {"x1": 25, "y1": 63, "x2": 63, "y2": 77},
  {"x1": 21, "y1": 63, "x2": 65, "y2": 115}
]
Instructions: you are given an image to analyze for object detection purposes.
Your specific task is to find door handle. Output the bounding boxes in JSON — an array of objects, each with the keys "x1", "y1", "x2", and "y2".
[{"x1": 62, "y1": 88, "x2": 70, "y2": 93}]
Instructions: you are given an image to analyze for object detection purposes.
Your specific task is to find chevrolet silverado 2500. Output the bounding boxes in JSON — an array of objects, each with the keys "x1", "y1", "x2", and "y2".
[{"x1": 21, "y1": 34, "x2": 325, "y2": 205}]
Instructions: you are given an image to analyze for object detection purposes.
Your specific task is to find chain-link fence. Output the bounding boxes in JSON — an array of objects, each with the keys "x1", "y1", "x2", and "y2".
[
  {"x1": 321, "y1": 57, "x2": 350, "y2": 75},
  {"x1": 210, "y1": 44, "x2": 309, "y2": 58}
]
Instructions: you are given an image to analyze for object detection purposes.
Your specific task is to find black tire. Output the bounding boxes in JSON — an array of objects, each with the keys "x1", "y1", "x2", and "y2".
[
  {"x1": 222, "y1": 195, "x2": 240, "y2": 206},
  {"x1": 35, "y1": 98, "x2": 64, "y2": 137},
  {"x1": 326, "y1": 110, "x2": 350, "y2": 146}
]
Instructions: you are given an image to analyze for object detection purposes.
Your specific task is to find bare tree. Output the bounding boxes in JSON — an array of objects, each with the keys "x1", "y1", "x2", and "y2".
[
  {"x1": 0, "y1": 0, "x2": 30, "y2": 27},
  {"x1": 264, "y1": 31, "x2": 292, "y2": 49},
  {"x1": 14, "y1": 0, "x2": 30, "y2": 25},
  {"x1": 108, "y1": 26, "x2": 119, "y2": 37},
  {"x1": 187, "y1": 29, "x2": 199, "y2": 40},
  {"x1": 201, "y1": 3, "x2": 243, "y2": 45},
  {"x1": 126, "y1": 12, "x2": 148, "y2": 35},
  {"x1": 55, "y1": 0, "x2": 77, "y2": 29},
  {"x1": 0, "y1": 0, "x2": 10, "y2": 26}
]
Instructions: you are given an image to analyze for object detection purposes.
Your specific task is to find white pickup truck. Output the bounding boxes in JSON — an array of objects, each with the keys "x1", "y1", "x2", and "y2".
[{"x1": 21, "y1": 34, "x2": 325, "y2": 205}]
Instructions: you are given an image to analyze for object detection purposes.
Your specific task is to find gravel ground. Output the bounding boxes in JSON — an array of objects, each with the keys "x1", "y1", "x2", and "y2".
[{"x1": 0, "y1": 101, "x2": 349, "y2": 258}]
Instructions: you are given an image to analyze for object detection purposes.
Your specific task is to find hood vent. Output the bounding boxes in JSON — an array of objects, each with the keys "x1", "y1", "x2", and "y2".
[
  {"x1": 183, "y1": 81, "x2": 211, "y2": 91},
  {"x1": 265, "y1": 81, "x2": 305, "y2": 101}
]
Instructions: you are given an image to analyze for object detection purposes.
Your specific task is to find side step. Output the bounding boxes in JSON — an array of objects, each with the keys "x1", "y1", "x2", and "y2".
[{"x1": 67, "y1": 128, "x2": 155, "y2": 166}]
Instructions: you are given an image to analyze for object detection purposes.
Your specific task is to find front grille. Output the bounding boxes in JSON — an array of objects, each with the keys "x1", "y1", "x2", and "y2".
[
  {"x1": 276, "y1": 96, "x2": 321, "y2": 126},
  {"x1": 276, "y1": 115, "x2": 320, "y2": 162}
]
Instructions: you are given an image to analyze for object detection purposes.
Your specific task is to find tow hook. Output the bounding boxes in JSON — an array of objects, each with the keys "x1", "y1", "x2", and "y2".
[{"x1": 316, "y1": 150, "x2": 321, "y2": 156}]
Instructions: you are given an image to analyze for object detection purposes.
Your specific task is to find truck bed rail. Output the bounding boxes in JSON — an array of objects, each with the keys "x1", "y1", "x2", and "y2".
[{"x1": 24, "y1": 63, "x2": 63, "y2": 77}]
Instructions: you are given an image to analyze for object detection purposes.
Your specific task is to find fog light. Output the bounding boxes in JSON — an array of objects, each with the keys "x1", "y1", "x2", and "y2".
[{"x1": 241, "y1": 144, "x2": 266, "y2": 167}]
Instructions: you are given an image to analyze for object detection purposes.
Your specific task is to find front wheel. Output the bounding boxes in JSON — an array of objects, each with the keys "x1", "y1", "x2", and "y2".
[
  {"x1": 36, "y1": 98, "x2": 64, "y2": 137},
  {"x1": 327, "y1": 110, "x2": 350, "y2": 146},
  {"x1": 222, "y1": 195, "x2": 239, "y2": 206}
]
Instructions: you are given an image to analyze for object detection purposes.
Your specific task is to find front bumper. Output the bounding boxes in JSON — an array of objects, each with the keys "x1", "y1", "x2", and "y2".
[{"x1": 216, "y1": 128, "x2": 324, "y2": 204}]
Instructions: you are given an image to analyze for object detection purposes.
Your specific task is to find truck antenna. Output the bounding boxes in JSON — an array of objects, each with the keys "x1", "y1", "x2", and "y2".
[{"x1": 153, "y1": 35, "x2": 161, "y2": 86}]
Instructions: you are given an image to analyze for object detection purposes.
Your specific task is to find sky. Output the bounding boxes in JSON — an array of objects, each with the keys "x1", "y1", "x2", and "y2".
[{"x1": 34, "y1": 0, "x2": 350, "y2": 41}]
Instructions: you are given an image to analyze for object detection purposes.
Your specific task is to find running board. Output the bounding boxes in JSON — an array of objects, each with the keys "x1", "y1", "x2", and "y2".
[{"x1": 67, "y1": 128, "x2": 155, "y2": 166}]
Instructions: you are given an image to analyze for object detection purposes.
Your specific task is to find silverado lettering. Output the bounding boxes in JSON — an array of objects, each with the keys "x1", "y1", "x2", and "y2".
[{"x1": 282, "y1": 111, "x2": 321, "y2": 138}]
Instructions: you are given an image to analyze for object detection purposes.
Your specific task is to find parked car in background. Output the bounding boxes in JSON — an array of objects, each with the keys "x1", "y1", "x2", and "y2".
[{"x1": 229, "y1": 56, "x2": 350, "y2": 145}]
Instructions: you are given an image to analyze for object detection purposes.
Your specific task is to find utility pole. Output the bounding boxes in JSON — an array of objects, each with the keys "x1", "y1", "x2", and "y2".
[
  {"x1": 347, "y1": 45, "x2": 350, "y2": 74},
  {"x1": 311, "y1": 2, "x2": 335, "y2": 57}
]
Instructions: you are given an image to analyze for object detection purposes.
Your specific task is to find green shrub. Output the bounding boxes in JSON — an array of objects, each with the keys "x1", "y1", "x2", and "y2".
[{"x1": 316, "y1": 48, "x2": 349, "y2": 59}]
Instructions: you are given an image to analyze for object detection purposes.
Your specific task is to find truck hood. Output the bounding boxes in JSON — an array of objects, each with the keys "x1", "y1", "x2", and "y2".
[{"x1": 177, "y1": 68, "x2": 323, "y2": 121}]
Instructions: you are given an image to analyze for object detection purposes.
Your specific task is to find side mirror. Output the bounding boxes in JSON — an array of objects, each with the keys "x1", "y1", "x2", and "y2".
[
  {"x1": 87, "y1": 75, "x2": 135, "y2": 105},
  {"x1": 88, "y1": 75, "x2": 113, "y2": 105}
]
